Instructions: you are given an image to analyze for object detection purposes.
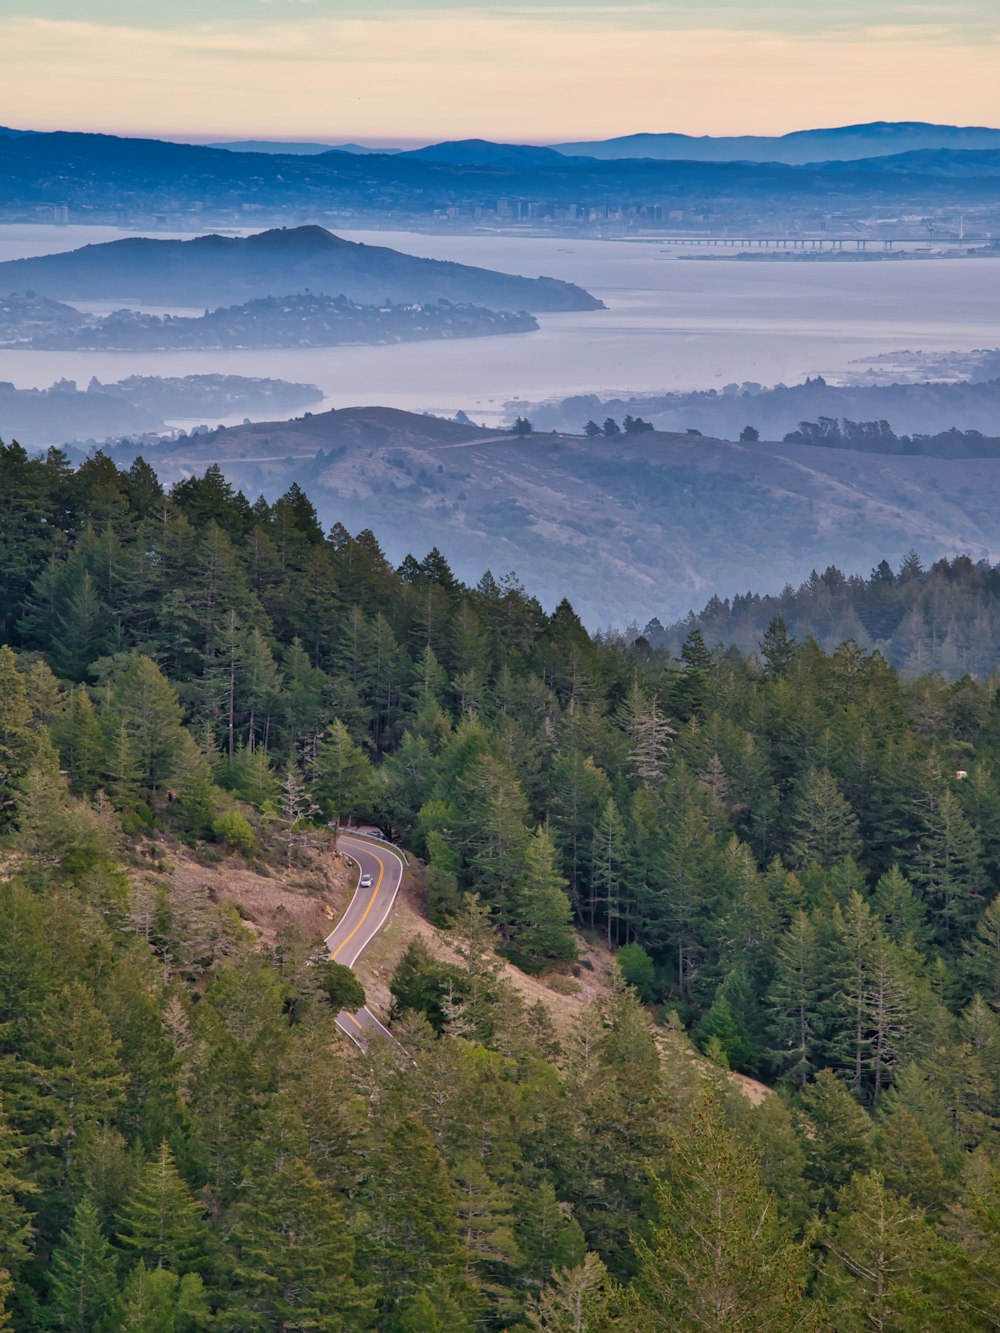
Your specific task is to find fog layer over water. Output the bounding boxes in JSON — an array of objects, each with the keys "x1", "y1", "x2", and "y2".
[{"x1": 1, "y1": 225, "x2": 999, "y2": 426}]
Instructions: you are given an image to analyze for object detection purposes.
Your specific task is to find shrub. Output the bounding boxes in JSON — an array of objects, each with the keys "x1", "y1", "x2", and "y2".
[{"x1": 212, "y1": 809, "x2": 256, "y2": 855}]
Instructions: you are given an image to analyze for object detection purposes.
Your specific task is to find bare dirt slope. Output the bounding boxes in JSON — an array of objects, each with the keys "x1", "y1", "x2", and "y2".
[{"x1": 133, "y1": 834, "x2": 770, "y2": 1101}]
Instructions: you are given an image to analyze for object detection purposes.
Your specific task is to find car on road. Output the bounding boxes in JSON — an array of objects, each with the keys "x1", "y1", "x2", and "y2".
[{"x1": 359, "y1": 873, "x2": 373, "y2": 888}]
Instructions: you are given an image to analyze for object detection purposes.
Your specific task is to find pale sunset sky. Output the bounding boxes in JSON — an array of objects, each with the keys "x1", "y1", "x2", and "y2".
[{"x1": 1, "y1": 1, "x2": 997, "y2": 143}]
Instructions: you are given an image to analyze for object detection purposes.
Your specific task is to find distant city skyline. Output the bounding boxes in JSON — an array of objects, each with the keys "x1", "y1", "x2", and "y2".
[{"x1": 1, "y1": 2, "x2": 998, "y2": 142}]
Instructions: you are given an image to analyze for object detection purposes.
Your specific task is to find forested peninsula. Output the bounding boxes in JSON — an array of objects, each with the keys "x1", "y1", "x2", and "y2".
[
  {"x1": 2, "y1": 439, "x2": 1000, "y2": 1328},
  {"x1": 0, "y1": 291, "x2": 538, "y2": 352}
]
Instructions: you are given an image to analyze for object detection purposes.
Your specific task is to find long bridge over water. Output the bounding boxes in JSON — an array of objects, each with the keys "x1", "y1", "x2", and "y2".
[{"x1": 661, "y1": 235, "x2": 988, "y2": 251}]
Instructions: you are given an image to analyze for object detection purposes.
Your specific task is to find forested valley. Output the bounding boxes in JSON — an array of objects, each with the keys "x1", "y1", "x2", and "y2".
[
  {"x1": 3, "y1": 436, "x2": 1000, "y2": 1329},
  {"x1": 648, "y1": 551, "x2": 1000, "y2": 679}
]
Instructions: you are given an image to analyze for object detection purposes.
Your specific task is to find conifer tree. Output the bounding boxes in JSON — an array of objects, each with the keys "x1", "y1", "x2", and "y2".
[
  {"x1": 118, "y1": 1261, "x2": 212, "y2": 1332},
  {"x1": 359, "y1": 1113, "x2": 473, "y2": 1320},
  {"x1": 787, "y1": 767, "x2": 860, "y2": 869},
  {"x1": 768, "y1": 910, "x2": 822, "y2": 1087},
  {"x1": 510, "y1": 827, "x2": 577, "y2": 967},
  {"x1": 0, "y1": 1099, "x2": 32, "y2": 1305},
  {"x1": 627, "y1": 1099, "x2": 814, "y2": 1330},
  {"x1": 47, "y1": 1195, "x2": 121, "y2": 1333},
  {"x1": 314, "y1": 718, "x2": 378, "y2": 824},
  {"x1": 590, "y1": 798, "x2": 627, "y2": 943},
  {"x1": 527, "y1": 1252, "x2": 617, "y2": 1332},
  {"x1": 818, "y1": 1171, "x2": 938, "y2": 1331},
  {"x1": 799, "y1": 1070, "x2": 874, "y2": 1213},
  {"x1": 54, "y1": 686, "x2": 103, "y2": 797},
  {"x1": 228, "y1": 1151, "x2": 372, "y2": 1331},
  {"x1": 0, "y1": 645, "x2": 34, "y2": 827},
  {"x1": 116, "y1": 1140, "x2": 211, "y2": 1276}
]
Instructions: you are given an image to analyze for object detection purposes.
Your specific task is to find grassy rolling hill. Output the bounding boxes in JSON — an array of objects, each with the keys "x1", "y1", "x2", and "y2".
[{"x1": 120, "y1": 406, "x2": 1000, "y2": 627}]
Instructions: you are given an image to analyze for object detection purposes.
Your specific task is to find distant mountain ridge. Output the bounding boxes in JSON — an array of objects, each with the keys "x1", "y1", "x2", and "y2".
[
  {"x1": 2, "y1": 126, "x2": 998, "y2": 223},
  {"x1": 398, "y1": 139, "x2": 571, "y2": 167},
  {"x1": 551, "y1": 120, "x2": 1000, "y2": 163},
  {"x1": 0, "y1": 225, "x2": 602, "y2": 311},
  {"x1": 204, "y1": 140, "x2": 343, "y2": 156}
]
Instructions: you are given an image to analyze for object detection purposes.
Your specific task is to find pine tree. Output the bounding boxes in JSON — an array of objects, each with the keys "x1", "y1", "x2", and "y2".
[
  {"x1": 787, "y1": 767, "x2": 860, "y2": 869},
  {"x1": 515, "y1": 1177, "x2": 586, "y2": 1297},
  {"x1": 54, "y1": 686, "x2": 103, "y2": 797},
  {"x1": 118, "y1": 1261, "x2": 212, "y2": 1332},
  {"x1": 627, "y1": 1099, "x2": 814, "y2": 1330},
  {"x1": 562, "y1": 980, "x2": 669, "y2": 1272},
  {"x1": 509, "y1": 827, "x2": 577, "y2": 967},
  {"x1": 100, "y1": 654, "x2": 186, "y2": 799},
  {"x1": 0, "y1": 645, "x2": 34, "y2": 827},
  {"x1": 527, "y1": 1252, "x2": 617, "y2": 1332},
  {"x1": 799, "y1": 1069, "x2": 873, "y2": 1213},
  {"x1": 759, "y1": 616, "x2": 798, "y2": 680},
  {"x1": 314, "y1": 718, "x2": 378, "y2": 825},
  {"x1": 47, "y1": 1195, "x2": 121, "y2": 1332},
  {"x1": 590, "y1": 798, "x2": 627, "y2": 943},
  {"x1": 818, "y1": 1171, "x2": 938, "y2": 1331},
  {"x1": 29, "y1": 980, "x2": 128, "y2": 1190},
  {"x1": 228, "y1": 1151, "x2": 372, "y2": 1331},
  {"x1": 359, "y1": 1113, "x2": 472, "y2": 1319},
  {"x1": 618, "y1": 680, "x2": 674, "y2": 784},
  {"x1": 51, "y1": 565, "x2": 112, "y2": 681},
  {"x1": 875, "y1": 1106, "x2": 951, "y2": 1217},
  {"x1": 116, "y1": 1140, "x2": 211, "y2": 1275},
  {"x1": 0, "y1": 1099, "x2": 32, "y2": 1300},
  {"x1": 548, "y1": 750, "x2": 610, "y2": 919},
  {"x1": 768, "y1": 910, "x2": 822, "y2": 1087},
  {"x1": 450, "y1": 1153, "x2": 521, "y2": 1323},
  {"x1": 912, "y1": 785, "x2": 983, "y2": 945},
  {"x1": 966, "y1": 893, "x2": 1000, "y2": 1005}
]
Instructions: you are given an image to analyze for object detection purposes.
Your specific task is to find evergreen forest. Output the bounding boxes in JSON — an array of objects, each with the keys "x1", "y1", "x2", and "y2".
[
  {"x1": 2, "y1": 437, "x2": 1000, "y2": 1329},
  {"x1": 648, "y1": 551, "x2": 1000, "y2": 679}
]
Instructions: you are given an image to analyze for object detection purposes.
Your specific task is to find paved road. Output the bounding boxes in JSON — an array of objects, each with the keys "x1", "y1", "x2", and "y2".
[{"x1": 325, "y1": 833, "x2": 405, "y2": 1049}]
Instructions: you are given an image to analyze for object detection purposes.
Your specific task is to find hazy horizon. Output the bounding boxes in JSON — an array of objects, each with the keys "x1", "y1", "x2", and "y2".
[{"x1": 4, "y1": 3, "x2": 1000, "y2": 142}]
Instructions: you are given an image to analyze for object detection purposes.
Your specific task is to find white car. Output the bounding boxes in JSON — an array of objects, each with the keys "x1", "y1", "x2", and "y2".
[{"x1": 359, "y1": 873, "x2": 373, "y2": 888}]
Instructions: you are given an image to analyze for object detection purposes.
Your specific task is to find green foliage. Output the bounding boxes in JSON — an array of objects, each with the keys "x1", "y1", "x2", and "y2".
[
  {"x1": 211, "y1": 807, "x2": 256, "y2": 854},
  {"x1": 391, "y1": 939, "x2": 465, "y2": 1033},
  {"x1": 318, "y1": 959, "x2": 367, "y2": 1013},
  {"x1": 5, "y1": 455, "x2": 1000, "y2": 1325},
  {"x1": 47, "y1": 1196, "x2": 121, "y2": 1333},
  {"x1": 116, "y1": 1141, "x2": 211, "y2": 1276},
  {"x1": 627, "y1": 1098, "x2": 814, "y2": 1330},
  {"x1": 617, "y1": 943, "x2": 656, "y2": 1002}
]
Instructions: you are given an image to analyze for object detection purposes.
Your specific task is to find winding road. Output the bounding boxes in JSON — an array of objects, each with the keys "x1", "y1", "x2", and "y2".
[{"x1": 325, "y1": 832, "x2": 405, "y2": 1049}]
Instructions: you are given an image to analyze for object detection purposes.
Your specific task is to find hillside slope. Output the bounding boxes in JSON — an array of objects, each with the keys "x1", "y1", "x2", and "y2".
[
  {"x1": 123, "y1": 405, "x2": 1000, "y2": 626},
  {"x1": 552, "y1": 119, "x2": 1000, "y2": 162},
  {"x1": 0, "y1": 225, "x2": 601, "y2": 311}
]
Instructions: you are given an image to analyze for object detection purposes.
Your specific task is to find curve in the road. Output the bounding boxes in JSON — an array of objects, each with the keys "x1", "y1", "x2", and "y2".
[{"x1": 325, "y1": 832, "x2": 405, "y2": 1049}]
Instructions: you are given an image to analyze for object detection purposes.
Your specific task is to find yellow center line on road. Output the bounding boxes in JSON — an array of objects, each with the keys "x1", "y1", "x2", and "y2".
[
  {"x1": 346, "y1": 1011, "x2": 364, "y2": 1030},
  {"x1": 331, "y1": 852, "x2": 385, "y2": 961}
]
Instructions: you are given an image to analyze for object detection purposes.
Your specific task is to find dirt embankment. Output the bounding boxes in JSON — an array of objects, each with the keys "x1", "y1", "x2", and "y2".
[
  {"x1": 130, "y1": 835, "x2": 357, "y2": 947},
  {"x1": 131, "y1": 833, "x2": 771, "y2": 1103}
]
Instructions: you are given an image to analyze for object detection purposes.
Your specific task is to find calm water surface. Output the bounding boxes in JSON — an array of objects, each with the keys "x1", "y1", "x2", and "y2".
[{"x1": 1, "y1": 224, "x2": 998, "y2": 425}]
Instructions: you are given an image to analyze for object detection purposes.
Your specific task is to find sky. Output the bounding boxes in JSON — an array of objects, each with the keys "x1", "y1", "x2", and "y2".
[{"x1": 1, "y1": 1, "x2": 998, "y2": 144}]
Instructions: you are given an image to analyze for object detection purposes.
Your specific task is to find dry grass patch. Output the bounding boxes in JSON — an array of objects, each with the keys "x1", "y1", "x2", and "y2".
[{"x1": 131, "y1": 837, "x2": 356, "y2": 948}]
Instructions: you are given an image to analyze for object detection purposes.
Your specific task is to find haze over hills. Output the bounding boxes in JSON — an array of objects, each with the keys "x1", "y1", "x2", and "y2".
[
  {"x1": 526, "y1": 377, "x2": 1000, "y2": 443},
  {"x1": 818, "y1": 147, "x2": 1000, "y2": 178},
  {"x1": 399, "y1": 139, "x2": 571, "y2": 168},
  {"x1": 3, "y1": 126, "x2": 1000, "y2": 230},
  {"x1": 0, "y1": 374, "x2": 322, "y2": 442},
  {"x1": 205, "y1": 140, "x2": 400, "y2": 155},
  {"x1": 0, "y1": 225, "x2": 600, "y2": 310},
  {"x1": 551, "y1": 120, "x2": 1000, "y2": 162},
  {"x1": 204, "y1": 139, "x2": 342, "y2": 155},
  {"x1": 109, "y1": 405, "x2": 1000, "y2": 627}
]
